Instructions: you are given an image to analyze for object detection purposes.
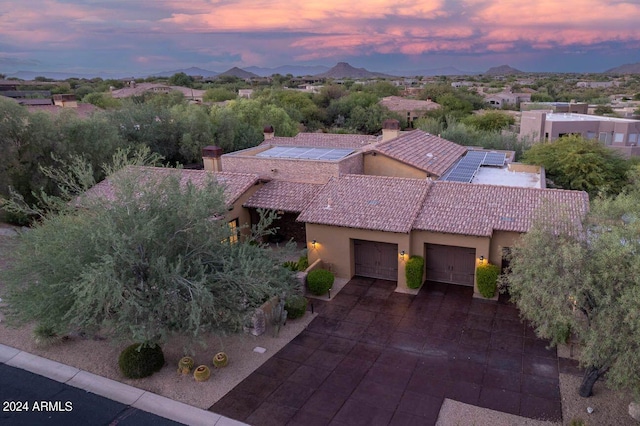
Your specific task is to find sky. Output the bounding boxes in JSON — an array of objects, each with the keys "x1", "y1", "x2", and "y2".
[{"x1": 1, "y1": 0, "x2": 640, "y2": 77}]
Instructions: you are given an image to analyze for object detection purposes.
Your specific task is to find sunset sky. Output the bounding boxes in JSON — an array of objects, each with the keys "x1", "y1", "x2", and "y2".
[{"x1": 1, "y1": 0, "x2": 640, "y2": 76}]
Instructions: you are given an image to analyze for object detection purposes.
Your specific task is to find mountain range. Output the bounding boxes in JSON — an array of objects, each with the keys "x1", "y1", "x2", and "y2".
[{"x1": 3, "y1": 61, "x2": 640, "y2": 81}]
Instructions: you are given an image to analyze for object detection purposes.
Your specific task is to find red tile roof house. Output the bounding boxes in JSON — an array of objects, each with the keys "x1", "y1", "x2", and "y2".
[{"x1": 86, "y1": 121, "x2": 589, "y2": 298}]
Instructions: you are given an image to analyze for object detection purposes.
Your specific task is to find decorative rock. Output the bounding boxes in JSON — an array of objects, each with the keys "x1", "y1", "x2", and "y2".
[
  {"x1": 193, "y1": 365, "x2": 211, "y2": 382},
  {"x1": 629, "y1": 402, "x2": 640, "y2": 421},
  {"x1": 586, "y1": 406, "x2": 594, "y2": 414},
  {"x1": 177, "y1": 356, "x2": 194, "y2": 375},
  {"x1": 213, "y1": 352, "x2": 228, "y2": 368}
]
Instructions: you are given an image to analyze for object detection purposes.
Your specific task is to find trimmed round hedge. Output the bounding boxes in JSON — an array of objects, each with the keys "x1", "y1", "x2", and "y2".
[
  {"x1": 405, "y1": 255, "x2": 424, "y2": 289},
  {"x1": 285, "y1": 294, "x2": 308, "y2": 319},
  {"x1": 476, "y1": 263, "x2": 500, "y2": 298},
  {"x1": 118, "y1": 343, "x2": 165, "y2": 379},
  {"x1": 307, "y1": 269, "x2": 334, "y2": 296}
]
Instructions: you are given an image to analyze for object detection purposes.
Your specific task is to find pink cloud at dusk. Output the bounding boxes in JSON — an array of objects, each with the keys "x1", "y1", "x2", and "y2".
[{"x1": 0, "y1": 0, "x2": 639, "y2": 74}]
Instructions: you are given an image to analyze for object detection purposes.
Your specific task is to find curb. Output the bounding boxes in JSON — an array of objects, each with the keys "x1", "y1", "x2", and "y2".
[{"x1": 0, "y1": 343, "x2": 247, "y2": 426}]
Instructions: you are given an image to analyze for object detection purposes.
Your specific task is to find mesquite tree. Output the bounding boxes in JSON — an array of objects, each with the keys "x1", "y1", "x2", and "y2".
[
  {"x1": 500, "y1": 191, "x2": 640, "y2": 397},
  {"x1": 1, "y1": 154, "x2": 299, "y2": 346}
]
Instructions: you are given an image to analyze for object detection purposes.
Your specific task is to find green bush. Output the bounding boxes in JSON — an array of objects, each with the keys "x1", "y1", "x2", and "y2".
[
  {"x1": 282, "y1": 260, "x2": 299, "y2": 271},
  {"x1": 118, "y1": 343, "x2": 165, "y2": 379},
  {"x1": 306, "y1": 269, "x2": 334, "y2": 296},
  {"x1": 405, "y1": 256, "x2": 424, "y2": 289},
  {"x1": 285, "y1": 294, "x2": 308, "y2": 319},
  {"x1": 297, "y1": 255, "x2": 309, "y2": 271},
  {"x1": 476, "y1": 263, "x2": 500, "y2": 298}
]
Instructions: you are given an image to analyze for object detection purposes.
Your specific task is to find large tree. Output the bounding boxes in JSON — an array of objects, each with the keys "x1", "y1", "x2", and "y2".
[
  {"x1": 523, "y1": 135, "x2": 629, "y2": 197},
  {"x1": 500, "y1": 190, "x2": 640, "y2": 397},
  {"x1": 1, "y1": 155, "x2": 299, "y2": 345}
]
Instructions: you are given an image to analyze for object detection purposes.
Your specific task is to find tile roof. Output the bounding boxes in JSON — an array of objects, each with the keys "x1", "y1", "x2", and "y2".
[
  {"x1": 243, "y1": 180, "x2": 323, "y2": 213},
  {"x1": 265, "y1": 133, "x2": 378, "y2": 149},
  {"x1": 297, "y1": 175, "x2": 431, "y2": 233},
  {"x1": 413, "y1": 181, "x2": 589, "y2": 237},
  {"x1": 371, "y1": 130, "x2": 467, "y2": 177},
  {"x1": 83, "y1": 166, "x2": 259, "y2": 206},
  {"x1": 379, "y1": 96, "x2": 441, "y2": 112}
]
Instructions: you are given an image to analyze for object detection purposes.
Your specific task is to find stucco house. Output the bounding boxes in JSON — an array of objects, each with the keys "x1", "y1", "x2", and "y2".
[
  {"x1": 197, "y1": 121, "x2": 588, "y2": 298},
  {"x1": 86, "y1": 120, "x2": 588, "y2": 299},
  {"x1": 520, "y1": 111, "x2": 640, "y2": 157},
  {"x1": 378, "y1": 96, "x2": 441, "y2": 125}
]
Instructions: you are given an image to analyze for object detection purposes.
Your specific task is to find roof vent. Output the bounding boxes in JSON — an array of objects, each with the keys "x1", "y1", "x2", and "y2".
[{"x1": 324, "y1": 198, "x2": 332, "y2": 210}]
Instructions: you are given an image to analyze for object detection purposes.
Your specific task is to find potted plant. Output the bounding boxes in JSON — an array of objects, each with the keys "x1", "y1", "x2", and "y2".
[
  {"x1": 193, "y1": 365, "x2": 211, "y2": 382},
  {"x1": 213, "y1": 352, "x2": 228, "y2": 368}
]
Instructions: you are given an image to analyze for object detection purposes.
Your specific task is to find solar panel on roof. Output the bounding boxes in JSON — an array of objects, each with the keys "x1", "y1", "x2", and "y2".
[
  {"x1": 256, "y1": 146, "x2": 353, "y2": 160},
  {"x1": 482, "y1": 153, "x2": 506, "y2": 167}
]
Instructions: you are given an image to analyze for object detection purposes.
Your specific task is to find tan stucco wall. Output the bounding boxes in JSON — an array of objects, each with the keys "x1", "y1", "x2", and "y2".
[
  {"x1": 221, "y1": 153, "x2": 362, "y2": 183},
  {"x1": 363, "y1": 153, "x2": 429, "y2": 179},
  {"x1": 305, "y1": 223, "x2": 411, "y2": 291},
  {"x1": 410, "y1": 230, "x2": 491, "y2": 295},
  {"x1": 489, "y1": 230, "x2": 522, "y2": 266},
  {"x1": 227, "y1": 182, "x2": 262, "y2": 237}
]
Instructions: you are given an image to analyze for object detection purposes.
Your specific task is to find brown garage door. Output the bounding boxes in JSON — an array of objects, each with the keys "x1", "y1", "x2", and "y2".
[
  {"x1": 354, "y1": 240, "x2": 398, "y2": 280},
  {"x1": 425, "y1": 243, "x2": 476, "y2": 286}
]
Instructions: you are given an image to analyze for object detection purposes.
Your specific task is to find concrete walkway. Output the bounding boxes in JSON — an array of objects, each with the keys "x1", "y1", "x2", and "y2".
[{"x1": 0, "y1": 343, "x2": 247, "y2": 426}]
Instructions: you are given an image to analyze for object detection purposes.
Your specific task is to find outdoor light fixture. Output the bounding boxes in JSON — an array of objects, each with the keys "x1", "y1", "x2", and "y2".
[
  {"x1": 400, "y1": 250, "x2": 405, "y2": 258},
  {"x1": 311, "y1": 239, "x2": 317, "y2": 248},
  {"x1": 479, "y1": 255, "x2": 484, "y2": 263}
]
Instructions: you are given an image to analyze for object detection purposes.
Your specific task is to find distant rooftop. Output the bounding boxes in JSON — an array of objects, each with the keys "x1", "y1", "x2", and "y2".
[{"x1": 546, "y1": 113, "x2": 639, "y2": 123}]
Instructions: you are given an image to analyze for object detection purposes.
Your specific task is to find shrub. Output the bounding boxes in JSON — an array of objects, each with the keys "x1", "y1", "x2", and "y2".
[
  {"x1": 282, "y1": 260, "x2": 299, "y2": 271},
  {"x1": 405, "y1": 256, "x2": 424, "y2": 289},
  {"x1": 297, "y1": 255, "x2": 309, "y2": 271},
  {"x1": 118, "y1": 343, "x2": 165, "y2": 379},
  {"x1": 476, "y1": 263, "x2": 500, "y2": 298},
  {"x1": 285, "y1": 294, "x2": 308, "y2": 319},
  {"x1": 33, "y1": 324, "x2": 62, "y2": 347},
  {"x1": 306, "y1": 269, "x2": 334, "y2": 296}
]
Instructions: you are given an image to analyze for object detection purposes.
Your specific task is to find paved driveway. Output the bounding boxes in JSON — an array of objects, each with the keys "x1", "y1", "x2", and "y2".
[{"x1": 212, "y1": 278, "x2": 578, "y2": 426}]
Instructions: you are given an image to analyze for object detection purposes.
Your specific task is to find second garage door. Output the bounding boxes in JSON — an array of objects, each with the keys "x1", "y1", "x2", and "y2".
[
  {"x1": 425, "y1": 243, "x2": 476, "y2": 286},
  {"x1": 354, "y1": 240, "x2": 398, "y2": 280}
]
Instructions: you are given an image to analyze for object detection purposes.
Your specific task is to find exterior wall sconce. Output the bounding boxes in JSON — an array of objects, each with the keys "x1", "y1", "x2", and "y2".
[
  {"x1": 400, "y1": 250, "x2": 405, "y2": 259},
  {"x1": 479, "y1": 255, "x2": 484, "y2": 262},
  {"x1": 311, "y1": 240, "x2": 317, "y2": 248}
]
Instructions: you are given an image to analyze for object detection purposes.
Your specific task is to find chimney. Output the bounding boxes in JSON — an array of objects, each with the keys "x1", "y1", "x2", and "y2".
[
  {"x1": 202, "y1": 146, "x2": 223, "y2": 172},
  {"x1": 381, "y1": 119, "x2": 400, "y2": 142},
  {"x1": 263, "y1": 125, "x2": 275, "y2": 141}
]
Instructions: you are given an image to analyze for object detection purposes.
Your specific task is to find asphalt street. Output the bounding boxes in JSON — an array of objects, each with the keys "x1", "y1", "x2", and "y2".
[{"x1": 0, "y1": 363, "x2": 185, "y2": 426}]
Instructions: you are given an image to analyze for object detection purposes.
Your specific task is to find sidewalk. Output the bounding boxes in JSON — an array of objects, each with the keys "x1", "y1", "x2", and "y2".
[{"x1": 0, "y1": 343, "x2": 247, "y2": 426}]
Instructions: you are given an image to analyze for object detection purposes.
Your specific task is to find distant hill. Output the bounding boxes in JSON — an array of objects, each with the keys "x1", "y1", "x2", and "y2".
[
  {"x1": 216, "y1": 67, "x2": 260, "y2": 79},
  {"x1": 605, "y1": 63, "x2": 640, "y2": 74},
  {"x1": 484, "y1": 65, "x2": 524, "y2": 75},
  {"x1": 245, "y1": 65, "x2": 330, "y2": 77},
  {"x1": 151, "y1": 67, "x2": 219, "y2": 78},
  {"x1": 5, "y1": 70, "x2": 135, "y2": 80},
  {"x1": 314, "y1": 62, "x2": 396, "y2": 79}
]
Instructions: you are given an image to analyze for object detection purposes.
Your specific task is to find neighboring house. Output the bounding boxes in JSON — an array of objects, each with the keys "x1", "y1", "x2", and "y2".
[
  {"x1": 378, "y1": 96, "x2": 440, "y2": 125},
  {"x1": 576, "y1": 81, "x2": 618, "y2": 88},
  {"x1": 485, "y1": 91, "x2": 531, "y2": 108},
  {"x1": 110, "y1": 82, "x2": 205, "y2": 102},
  {"x1": 520, "y1": 111, "x2": 640, "y2": 157},
  {"x1": 520, "y1": 102, "x2": 588, "y2": 114},
  {"x1": 238, "y1": 89, "x2": 253, "y2": 99}
]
